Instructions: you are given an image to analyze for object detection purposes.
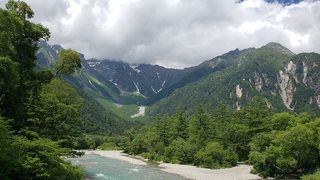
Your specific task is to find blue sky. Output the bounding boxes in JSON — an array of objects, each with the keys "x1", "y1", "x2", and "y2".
[
  {"x1": 265, "y1": 0, "x2": 303, "y2": 5},
  {"x1": 238, "y1": 0, "x2": 304, "y2": 5}
]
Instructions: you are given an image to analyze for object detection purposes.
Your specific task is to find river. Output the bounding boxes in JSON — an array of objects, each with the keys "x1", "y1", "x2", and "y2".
[{"x1": 68, "y1": 153, "x2": 188, "y2": 180}]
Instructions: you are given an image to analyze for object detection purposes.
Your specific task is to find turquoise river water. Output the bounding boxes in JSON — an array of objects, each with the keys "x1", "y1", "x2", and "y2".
[{"x1": 69, "y1": 154, "x2": 188, "y2": 180}]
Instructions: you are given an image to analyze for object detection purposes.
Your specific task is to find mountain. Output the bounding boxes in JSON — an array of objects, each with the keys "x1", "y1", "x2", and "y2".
[
  {"x1": 36, "y1": 41, "x2": 143, "y2": 133},
  {"x1": 36, "y1": 41, "x2": 225, "y2": 106},
  {"x1": 37, "y1": 41, "x2": 320, "y2": 119},
  {"x1": 148, "y1": 42, "x2": 320, "y2": 116}
]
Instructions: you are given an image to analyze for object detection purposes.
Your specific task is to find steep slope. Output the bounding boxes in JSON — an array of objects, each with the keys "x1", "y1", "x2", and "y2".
[
  {"x1": 145, "y1": 48, "x2": 247, "y2": 104},
  {"x1": 37, "y1": 41, "x2": 229, "y2": 106},
  {"x1": 78, "y1": 91, "x2": 142, "y2": 134},
  {"x1": 36, "y1": 41, "x2": 143, "y2": 128},
  {"x1": 84, "y1": 59, "x2": 185, "y2": 98},
  {"x1": 37, "y1": 41, "x2": 320, "y2": 118},
  {"x1": 82, "y1": 58, "x2": 227, "y2": 104},
  {"x1": 148, "y1": 43, "x2": 320, "y2": 116}
]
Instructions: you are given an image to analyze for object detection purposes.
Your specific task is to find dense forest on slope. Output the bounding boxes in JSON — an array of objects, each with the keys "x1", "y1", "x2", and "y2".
[
  {"x1": 78, "y1": 90, "x2": 142, "y2": 134},
  {"x1": 124, "y1": 97, "x2": 320, "y2": 179},
  {"x1": 148, "y1": 43, "x2": 320, "y2": 116}
]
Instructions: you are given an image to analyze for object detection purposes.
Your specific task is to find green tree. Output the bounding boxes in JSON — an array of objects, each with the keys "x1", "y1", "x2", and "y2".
[
  {"x1": 164, "y1": 138, "x2": 195, "y2": 164},
  {"x1": 0, "y1": 0, "x2": 50, "y2": 126},
  {"x1": 234, "y1": 96, "x2": 271, "y2": 159},
  {"x1": 0, "y1": 116, "x2": 83, "y2": 179},
  {"x1": 0, "y1": 57, "x2": 19, "y2": 115},
  {"x1": 175, "y1": 110, "x2": 188, "y2": 139},
  {"x1": 195, "y1": 142, "x2": 238, "y2": 168},
  {"x1": 55, "y1": 49, "x2": 81, "y2": 77},
  {"x1": 27, "y1": 79, "x2": 83, "y2": 142},
  {"x1": 189, "y1": 109, "x2": 210, "y2": 148},
  {"x1": 249, "y1": 119, "x2": 320, "y2": 178},
  {"x1": 0, "y1": 1, "x2": 85, "y2": 179},
  {"x1": 155, "y1": 116, "x2": 170, "y2": 146},
  {"x1": 302, "y1": 170, "x2": 320, "y2": 180}
]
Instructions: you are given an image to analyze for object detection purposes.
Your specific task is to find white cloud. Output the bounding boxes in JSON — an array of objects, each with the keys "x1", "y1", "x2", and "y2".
[{"x1": 4, "y1": 0, "x2": 320, "y2": 68}]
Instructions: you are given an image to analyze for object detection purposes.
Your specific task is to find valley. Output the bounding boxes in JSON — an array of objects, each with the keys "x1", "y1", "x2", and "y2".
[
  {"x1": 37, "y1": 41, "x2": 320, "y2": 121},
  {"x1": 1, "y1": 0, "x2": 320, "y2": 179},
  {"x1": 34, "y1": 40, "x2": 320, "y2": 180}
]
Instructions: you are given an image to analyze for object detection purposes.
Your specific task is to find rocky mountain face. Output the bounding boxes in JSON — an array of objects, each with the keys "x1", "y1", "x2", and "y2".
[
  {"x1": 279, "y1": 53, "x2": 320, "y2": 111},
  {"x1": 83, "y1": 59, "x2": 186, "y2": 98},
  {"x1": 36, "y1": 41, "x2": 225, "y2": 104}
]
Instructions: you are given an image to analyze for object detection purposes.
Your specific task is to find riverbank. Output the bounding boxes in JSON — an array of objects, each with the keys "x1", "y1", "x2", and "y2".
[
  {"x1": 85, "y1": 150, "x2": 147, "y2": 165},
  {"x1": 159, "y1": 163, "x2": 261, "y2": 180},
  {"x1": 83, "y1": 150, "x2": 261, "y2": 180}
]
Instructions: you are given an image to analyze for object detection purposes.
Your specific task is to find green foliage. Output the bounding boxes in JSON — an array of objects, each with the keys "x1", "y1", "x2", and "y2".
[
  {"x1": 164, "y1": 138, "x2": 195, "y2": 164},
  {"x1": 0, "y1": 57, "x2": 19, "y2": 115},
  {"x1": 302, "y1": 170, "x2": 320, "y2": 180},
  {"x1": 148, "y1": 43, "x2": 320, "y2": 117},
  {"x1": 98, "y1": 142, "x2": 121, "y2": 150},
  {"x1": 27, "y1": 79, "x2": 83, "y2": 141},
  {"x1": 78, "y1": 90, "x2": 142, "y2": 134},
  {"x1": 0, "y1": 117, "x2": 83, "y2": 180},
  {"x1": 188, "y1": 109, "x2": 210, "y2": 148},
  {"x1": 55, "y1": 49, "x2": 81, "y2": 76},
  {"x1": 0, "y1": 1, "x2": 85, "y2": 179},
  {"x1": 0, "y1": 0, "x2": 50, "y2": 124},
  {"x1": 195, "y1": 142, "x2": 238, "y2": 168},
  {"x1": 125, "y1": 99, "x2": 269, "y2": 168},
  {"x1": 248, "y1": 115, "x2": 320, "y2": 178},
  {"x1": 126, "y1": 96, "x2": 320, "y2": 179},
  {"x1": 148, "y1": 44, "x2": 294, "y2": 117}
]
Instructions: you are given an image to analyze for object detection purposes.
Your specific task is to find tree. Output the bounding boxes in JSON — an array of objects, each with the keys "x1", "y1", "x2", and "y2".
[
  {"x1": 55, "y1": 49, "x2": 81, "y2": 77},
  {"x1": 0, "y1": 116, "x2": 20, "y2": 179},
  {"x1": 0, "y1": 1, "x2": 84, "y2": 179},
  {"x1": 249, "y1": 118, "x2": 320, "y2": 178},
  {"x1": 175, "y1": 110, "x2": 188, "y2": 139},
  {"x1": 164, "y1": 138, "x2": 195, "y2": 164},
  {"x1": 155, "y1": 116, "x2": 170, "y2": 146},
  {"x1": 27, "y1": 79, "x2": 84, "y2": 141},
  {"x1": 0, "y1": 57, "x2": 19, "y2": 115},
  {"x1": 234, "y1": 96, "x2": 271, "y2": 159},
  {"x1": 195, "y1": 142, "x2": 238, "y2": 168},
  {"x1": 0, "y1": 0, "x2": 50, "y2": 126},
  {"x1": 189, "y1": 109, "x2": 210, "y2": 148},
  {"x1": 0, "y1": 116, "x2": 83, "y2": 179}
]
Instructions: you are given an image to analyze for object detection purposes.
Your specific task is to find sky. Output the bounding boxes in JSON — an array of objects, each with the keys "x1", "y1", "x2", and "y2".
[{"x1": 1, "y1": 0, "x2": 319, "y2": 68}]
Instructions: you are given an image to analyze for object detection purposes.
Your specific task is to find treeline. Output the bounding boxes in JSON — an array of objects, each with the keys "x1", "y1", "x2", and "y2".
[
  {"x1": 0, "y1": 1, "x2": 85, "y2": 179},
  {"x1": 124, "y1": 97, "x2": 320, "y2": 179}
]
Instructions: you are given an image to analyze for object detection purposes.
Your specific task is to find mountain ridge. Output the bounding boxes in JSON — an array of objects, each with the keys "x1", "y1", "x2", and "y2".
[
  {"x1": 148, "y1": 44, "x2": 320, "y2": 116},
  {"x1": 36, "y1": 41, "x2": 320, "y2": 118}
]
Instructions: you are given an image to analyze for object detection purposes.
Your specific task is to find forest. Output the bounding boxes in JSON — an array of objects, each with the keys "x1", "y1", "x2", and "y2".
[{"x1": 124, "y1": 98, "x2": 320, "y2": 179}]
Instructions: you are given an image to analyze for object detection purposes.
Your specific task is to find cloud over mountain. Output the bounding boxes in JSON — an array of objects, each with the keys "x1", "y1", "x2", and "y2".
[{"x1": 3, "y1": 0, "x2": 320, "y2": 68}]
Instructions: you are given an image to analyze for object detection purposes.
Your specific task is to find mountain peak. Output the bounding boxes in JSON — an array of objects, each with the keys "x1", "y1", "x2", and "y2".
[
  {"x1": 261, "y1": 42, "x2": 294, "y2": 55},
  {"x1": 263, "y1": 42, "x2": 285, "y2": 48}
]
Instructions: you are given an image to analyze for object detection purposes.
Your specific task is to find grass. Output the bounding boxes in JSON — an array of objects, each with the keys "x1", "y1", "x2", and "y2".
[
  {"x1": 72, "y1": 69, "x2": 149, "y2": 120},
  {"x1": 95, "y1": 96, "x2": 140, "y2": 120}
]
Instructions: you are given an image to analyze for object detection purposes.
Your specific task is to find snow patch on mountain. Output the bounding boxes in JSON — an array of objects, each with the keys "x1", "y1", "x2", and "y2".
[
  {"x1": 131, "y1": 106, "x2": 145, "y2": 118},
  {"x1": 87, "y1": 61, "x2": 101, "y2": 67},
  {"x1": 133, "y1": 81, "x2": 141, "y2": 94},
  {"x1": 130, "y1": 65, "x2": 141, "y2": 73}
]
